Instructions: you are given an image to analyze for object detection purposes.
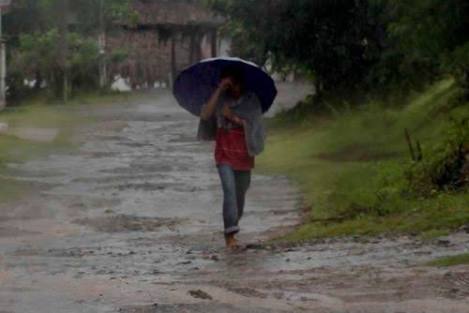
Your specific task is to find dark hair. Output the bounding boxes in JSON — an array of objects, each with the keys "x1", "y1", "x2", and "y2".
[{"x1": 220, "y1": 65, "x2": 244, "y2": 88}]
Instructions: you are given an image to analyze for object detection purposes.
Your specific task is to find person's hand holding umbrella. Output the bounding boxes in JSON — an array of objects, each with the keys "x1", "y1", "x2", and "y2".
[
  {"x1": 220, "y1": 77, "x2": 233, "y2": 90},
  {"x1": 200, "y1": 77, "x2": 233, "y2": 121}
]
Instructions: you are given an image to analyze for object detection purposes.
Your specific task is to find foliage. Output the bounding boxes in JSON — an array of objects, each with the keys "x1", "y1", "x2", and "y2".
[
  {"x1": 407, "y1": 115, "x2": 469, "y2": 194},
  {"x1": 6, "y1": 0, "x2": 133, "y2": 32},
  {"x1": 258, "y1": 80, "x2": 469, "y2": 241},
  {"x1": 10, "y1": 30, "x2": 100, "y2": 96},
  {"x1": 427, "y1": 253, "x2": 469, "y2": 267},
  {"x1": 208, "y1": 0, "x2": 469, "y2": 96},
  {"x1": 208, "y1": 0, "x2": 381, "y2": 94},
  {"x1": 109, "y1": 48, "x2": 130, "y2": 64},
  {"x1": 4, "y1": 0, "x2": 133, "y2": 100},
  {"x1": 383, "y1": 0, "x2": 469, "y2": 92},
  {"x1": 444, "y1": 43, "x2": 469, "y2": 92}
]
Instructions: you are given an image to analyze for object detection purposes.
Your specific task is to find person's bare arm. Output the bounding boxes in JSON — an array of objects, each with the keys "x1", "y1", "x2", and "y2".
[{"x1": 200, "y1": 78, "x2": 231, "y2": 121}]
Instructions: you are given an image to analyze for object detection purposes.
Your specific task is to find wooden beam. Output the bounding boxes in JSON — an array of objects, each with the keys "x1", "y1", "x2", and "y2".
[
  {"x1": 211, "y1": 29, "x2": 217, "y2": 57},
  {"x1": 189, "y1": 32, "x2": 195, "y2": 64},
  {"x1": 171, "y1": 36, "x2": 177, "y2": 85}
]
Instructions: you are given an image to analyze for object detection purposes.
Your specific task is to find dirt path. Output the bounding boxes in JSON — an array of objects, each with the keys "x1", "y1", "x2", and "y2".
[{"x1": 0, "y1": 89, "x2": 468, "y2": 313}]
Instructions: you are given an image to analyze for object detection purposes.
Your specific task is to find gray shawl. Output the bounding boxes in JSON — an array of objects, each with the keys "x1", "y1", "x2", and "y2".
[{"x1": 197, "y1": 92, "x2": 265, "y2": 156}]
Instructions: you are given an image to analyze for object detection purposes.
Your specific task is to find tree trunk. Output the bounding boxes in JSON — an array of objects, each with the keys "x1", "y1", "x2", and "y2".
[
  {"x1": 98, "y1": 0, "x2": 107, "y2": 89},
  {"x1": 34, "y1": 71, "x2": 42, "y2": 90},
  {"x1": 58, "y1": 0, "x2": 69, "y2": 103},
  {"x1": 211, "y1": 29, "x2": 217, "y2": 57},
  {"x1": 463, "y1": 69, "x2": 469, "y2": 100},
  {"x1": 170, "y1": 37, "x2": 177, "y2": 86},
  {"x1": 314, "y1": 76, "x2": 323, "y2": 102},
  {"x1": 189, "y1": 33, "x2": 195, "y2": 64}
]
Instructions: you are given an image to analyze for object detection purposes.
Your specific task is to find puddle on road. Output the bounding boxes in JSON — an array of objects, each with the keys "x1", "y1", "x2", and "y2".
[
  {"x1": 0, "y1": 226, "x2": 40, "y2": 237},
  {"x1": 73, "y1": 214, "x2": 186, "y2": 233},
  {"x1": 120, "y1": 303, "x2": 275, "y2": 313}
]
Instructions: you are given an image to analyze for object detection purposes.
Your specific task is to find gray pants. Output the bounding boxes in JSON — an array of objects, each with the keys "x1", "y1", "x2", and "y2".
[{"x1": 217, "y1": 164, "x2": 251, "y2": 235}]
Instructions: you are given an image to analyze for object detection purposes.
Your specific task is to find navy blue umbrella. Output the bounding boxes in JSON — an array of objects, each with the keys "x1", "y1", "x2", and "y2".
[{"x1": 173, "y1": 57, "x2": 277, "y2": 116}]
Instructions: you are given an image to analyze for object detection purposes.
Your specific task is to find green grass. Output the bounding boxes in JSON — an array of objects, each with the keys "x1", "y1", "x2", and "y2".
[
  {"x1": 0, "y1": 91, "x2": 134, "y2": 164},
  {"x1": 258, "y1": 79, "x2": 469, "y2": 241},
  {"x1": 427, "y1": 253, "x2": 469, "y2": 267},
  {"x1": 0, "y1": 100, "x2": 84, "y2": 203},
  {"x1": 0, "y1": 104, "x2": 79, "y2": 164},
  {"x1": 420, "y1": 229, "x2": 451, "y2": 241},
  {"x1": 0, "y1": 91, "x2": 134, "y2": 203},
  {"x1": 0, "y1": 177, "x2": 35, "y2": 203}
]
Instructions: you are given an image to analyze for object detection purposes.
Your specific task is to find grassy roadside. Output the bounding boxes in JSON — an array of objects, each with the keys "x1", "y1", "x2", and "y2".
[
  {"x1": 427, "y1": 253, "x2": 469, "y2": 267},
  {"x1": 0, "y1": 103, "x2": 76, "y2": 203},
  {"x1": 0, "y1": 91, "x2": 134, "y2": 203},
  {"x1": 258, "y1": 79, "x2": 469, "y2": 241}
]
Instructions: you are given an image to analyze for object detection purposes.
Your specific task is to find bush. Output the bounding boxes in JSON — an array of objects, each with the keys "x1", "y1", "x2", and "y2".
[
  {"x1": 444, "y1": 43, "x2": 469, "y2": 97},
  {"x1": 407, "y1": 115, "x2": 469, "y2": 195},
  {"x1": 9, "y1": 29, "x2": 100, "y2": 99}
]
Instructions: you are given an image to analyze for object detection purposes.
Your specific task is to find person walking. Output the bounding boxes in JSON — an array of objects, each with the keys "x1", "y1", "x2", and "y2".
[
  {"x1": 173, "y1": 58, "x2": 277, "y2": 249},
  {"x1": 199, "y1": 67, "x2": 263, "y2": 249}
]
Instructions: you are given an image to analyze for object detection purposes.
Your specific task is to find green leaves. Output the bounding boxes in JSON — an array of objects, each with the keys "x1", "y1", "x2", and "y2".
[
  {"x1": 406, "y1": 115, "x2": 469, "y2": 195},
  {"x1": 209, "y1": 0, "x2": 381, "y2": 92},
  {"x1": 375, "y1": 0, "x2": 469, "y2": 93},
  {"x1": 444, "y1": 43, "x2": 469, "y2": 89},
  {"x1": 10, "y1": 29, "x2": 100, "y2": 94},
  {"x1": 68, "y1": 32, "x2": 100, "y2": 71},
  {"x1": 14, "y1": 29, "x2": 61, "y2": 75},
  {"x1": 6, "y1": 0, "x2": 132, "y2": 98},
  {"x1": 209, "y1": 0, "x2": 469, "y2": 96}
]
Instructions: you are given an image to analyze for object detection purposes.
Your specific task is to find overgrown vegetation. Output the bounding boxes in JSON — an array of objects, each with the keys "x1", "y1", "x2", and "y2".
[
  {"x1": 0, "y1": 90, "x2": 134, "y2": 164},
  {"x1": 0, "y1": 102, "x2": 78, "y2": 203},
  {"x1": 0, "y1": 91, "x2": 135, "y2": 203},
  {"x1": 0, "y1": 100, "x2": 78, "y2": 165},
  {"x1": 208, "y1": 0, "x2": 469, "y2": 98},
  {"x1": 10, "y1": 29, "x2": 101, "y2": 98},
  {"x1": 407, "y1": 116, "x2": 468, "y2": 195},
  {"x1": 258, "y1": 80, "x2": 468, "y2": 240},
  {"x1": 427, "y1": 253, "x2": 469, "y2": 267},
  {"x1": 5, "y1": 0, "x2": 133, "y2": 101}
]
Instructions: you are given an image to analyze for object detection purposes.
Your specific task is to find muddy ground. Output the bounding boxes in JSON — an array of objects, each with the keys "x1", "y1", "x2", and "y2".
[{"x1": 0, "y1": 86, "x2": 468, "y2": 313}]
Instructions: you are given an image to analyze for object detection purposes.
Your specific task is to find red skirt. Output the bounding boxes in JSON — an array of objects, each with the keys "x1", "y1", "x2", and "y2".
[{"x1": 215, "y1": 127, "x2": 254, "y2": 171}]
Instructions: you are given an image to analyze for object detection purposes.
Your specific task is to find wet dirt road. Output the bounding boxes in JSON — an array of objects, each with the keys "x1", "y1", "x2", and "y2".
[{"x1": 1, "y1": 90, "x2": 469, "y2": 313}]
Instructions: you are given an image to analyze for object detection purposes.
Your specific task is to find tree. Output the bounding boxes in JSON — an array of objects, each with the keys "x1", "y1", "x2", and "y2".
[
  {"x1": 208, "y1": 0, "x2": 382, "y2": 96},
  {"x1": 385, "y1": 0, "x2": 469, "y2": 91},
  {"x1": 208, "y1": 0, "x2": 469, "y2": 98},
  {"x1": 5, "y1": 0, "x2": 133, "y2": 100}
]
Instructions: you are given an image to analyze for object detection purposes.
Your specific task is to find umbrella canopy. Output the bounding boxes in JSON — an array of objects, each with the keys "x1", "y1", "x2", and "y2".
[{"x1": 173, "y1": 57, "x2": 277, "y2": 116}]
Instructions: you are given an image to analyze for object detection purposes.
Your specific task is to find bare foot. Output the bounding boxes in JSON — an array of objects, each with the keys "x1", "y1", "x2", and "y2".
[{"x1": 225, "y1": 233, "x2": 240, "y2": 250}]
